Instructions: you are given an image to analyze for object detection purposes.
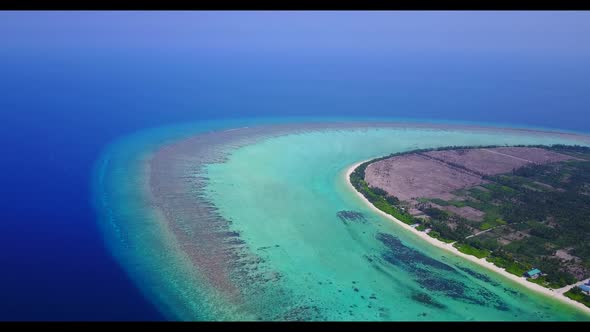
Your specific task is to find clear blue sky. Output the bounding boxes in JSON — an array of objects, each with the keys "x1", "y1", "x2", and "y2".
[{"x1": 2, "y1": 11, "x2": 590, "y2": 59}]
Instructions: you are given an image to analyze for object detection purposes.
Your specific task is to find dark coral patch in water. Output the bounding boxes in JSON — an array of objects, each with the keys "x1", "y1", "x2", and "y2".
[
  {"x1": 457, "y1": 266, "x2": 500, "y2": 286},
  {"x1": 477, "y1": 288, "x2": 511, "y2": 312},
  {"x1": 280, "y1": 305, "x2": 322, "y2": 321},
  {"x1": 411, "y1": 291, "x2": 447, "y2": 309},
  {"x1": 376, "y1": 232, "x2": 511, "y2": 311},
  {"x1": 376, "y1": 232, "x2": 455, "y2": 272},
  {"x1": 417, "y1": 277, "x2": 468, "y2": 298},
  {"x1": 337, "y1": 210, "x2": 367, "y2": 224},
  {"x1": 503, "y1": 287, "x2": 522, "y2": 297}
]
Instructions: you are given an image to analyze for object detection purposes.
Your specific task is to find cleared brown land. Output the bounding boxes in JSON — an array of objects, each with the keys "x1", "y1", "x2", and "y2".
[
  {"x1": 422, "y1": 147, "x2": 573, "y2": 176},
  {"x1": 365, "y1": 147, "x2": 575, "y2": 221},
  {"x1": 492, "y1": 147, "x2": 576, "y2": 164},
  {"x1": 364, "y1": 154, "x2": 484, "y2": 201},
  {"x1": 444, "y1": 205, "x2": 485, "y2": 221}
]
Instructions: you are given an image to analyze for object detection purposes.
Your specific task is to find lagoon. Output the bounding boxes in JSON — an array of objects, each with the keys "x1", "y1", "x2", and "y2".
[{"x1": 95, "y1": 119, "x2": 590, "y2": 320}]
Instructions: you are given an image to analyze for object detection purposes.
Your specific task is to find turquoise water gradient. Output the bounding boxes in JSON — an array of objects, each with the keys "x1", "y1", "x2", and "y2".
[{"x1": 95, "y1": 119, "x2": 590, "y2": 321}]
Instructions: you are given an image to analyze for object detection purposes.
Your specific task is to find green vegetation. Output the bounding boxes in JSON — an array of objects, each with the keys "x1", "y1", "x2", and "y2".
[
  {"x1": 425, "y1": 145, "x2": 590, "y2": 287},
  {"x1": 485, "y1": 253, "x2": 530, "y2": 277},
  {"x1": 351, "y1": 144, "x2": 590, "y2": 289},
  {"x1": 454, "y1": 242, "x2": 490, "y2": 259},
  {"x1": 427, "y1": 230, "x2": 454, "y2": 243},
  {"x1": 479, "y1": 218, "x2": 505, "y2": 231},
  {"x1": 564, "y1": 287, "x2": 590, "y2": 308},
  {"x1": 349, "y1": 162, "x2": 418, "y2": 225},
  {"x1": 525, "y1": 274, "x2": 573, "y2": 290},
  {"x1": 429, "y1": 198, "x2": 450, "y2": 206}
]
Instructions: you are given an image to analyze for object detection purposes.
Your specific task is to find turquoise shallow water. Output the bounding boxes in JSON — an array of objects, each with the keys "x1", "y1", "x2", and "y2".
[{"x1": 95, "y1": 119, "x2": 590, "y2": 321}]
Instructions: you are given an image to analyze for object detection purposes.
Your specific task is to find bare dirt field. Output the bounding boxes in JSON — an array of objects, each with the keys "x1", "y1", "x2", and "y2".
[
  {"x1": 364, "y1": 147, "x2": 575, "y2": 221},
  {"x1": 422, "y1": 147, "x2": 573, "y2": 176},
  {"x1": 492, "y1": 147, "x2": 576, "y2": 164},
  {"x1": 444, "y1": 205, "x2": 485, "y2": 221},
  {"x1": 364, "y1": 154, "x2": 483, "y2": 201}
]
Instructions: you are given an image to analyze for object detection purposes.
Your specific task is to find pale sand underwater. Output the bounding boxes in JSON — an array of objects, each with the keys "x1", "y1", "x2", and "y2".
[
  {"x1": 95, "y1": 119, "x2": 590, "y2": 321},
  {"x1": 344, "y1": 161, "x2": 590, "y2": 315}
]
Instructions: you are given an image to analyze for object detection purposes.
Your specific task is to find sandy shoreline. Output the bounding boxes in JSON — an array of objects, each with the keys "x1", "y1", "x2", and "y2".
[
  {"x1": 99, "y1": 120, "x2": 590, "y2": 319},
  {"x1": 344, "y1": 161, "x2": 590, "y2": 315}
]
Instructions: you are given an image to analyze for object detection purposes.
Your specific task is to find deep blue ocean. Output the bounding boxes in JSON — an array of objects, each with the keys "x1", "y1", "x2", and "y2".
[{"x1": 1, "y1": 48, "x2": 590, "y2": 320}]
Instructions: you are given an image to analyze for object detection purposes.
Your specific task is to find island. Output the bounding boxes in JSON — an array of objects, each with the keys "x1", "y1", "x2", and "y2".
[
  {"x1": 348, "y1": 144, "x2": 590, "y2": 310},
  {"x1": 96, "y1": 120, "x2": 590, "y2": 320}
]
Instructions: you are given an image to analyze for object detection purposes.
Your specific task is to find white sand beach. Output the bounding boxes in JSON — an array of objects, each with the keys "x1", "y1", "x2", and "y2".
[{"x1": 345, "y1": 161, "x2": 590, "y2": 315}]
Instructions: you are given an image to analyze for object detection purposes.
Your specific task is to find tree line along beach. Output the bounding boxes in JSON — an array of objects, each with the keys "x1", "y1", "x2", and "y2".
[
  {"x1": 95, "y1": 119, "x2": 590, "y2": 320},
  {"x1": 347, "y1": 144, "x2": 590, "y2": 313}
]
